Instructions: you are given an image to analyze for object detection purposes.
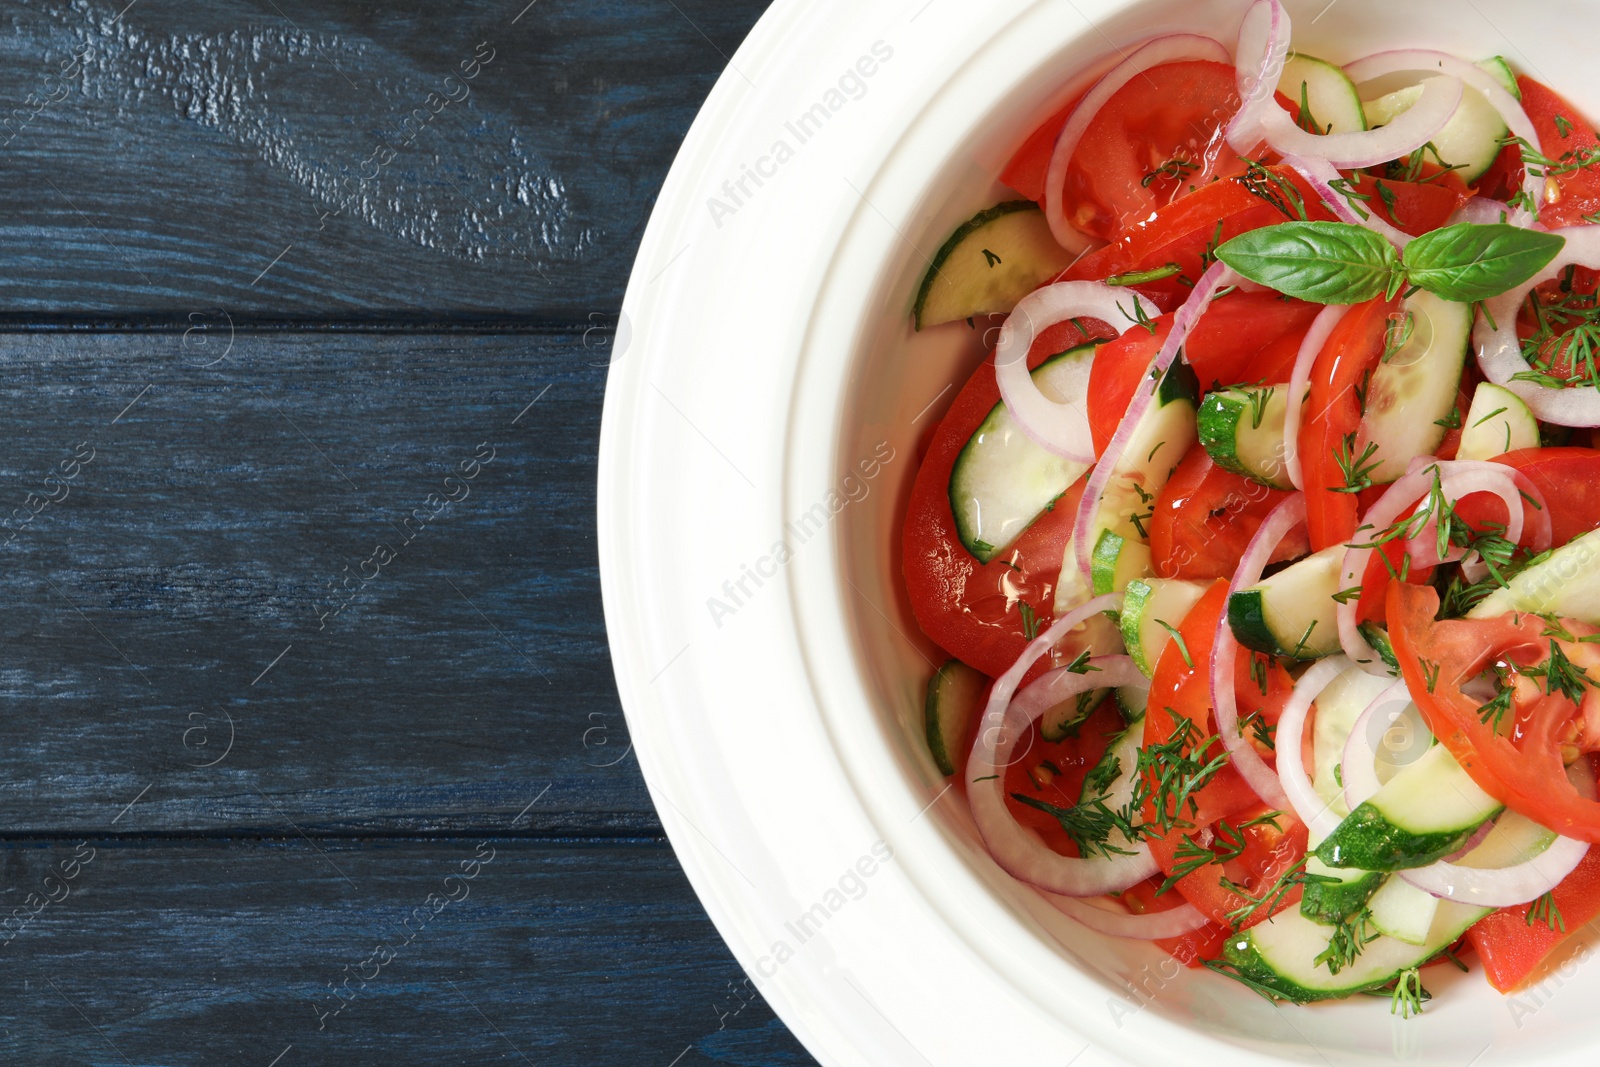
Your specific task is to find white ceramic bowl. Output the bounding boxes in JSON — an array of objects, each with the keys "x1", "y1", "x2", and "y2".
[{"x1": 599, "y1": 1, "x2": 1600, "y2": 1063}]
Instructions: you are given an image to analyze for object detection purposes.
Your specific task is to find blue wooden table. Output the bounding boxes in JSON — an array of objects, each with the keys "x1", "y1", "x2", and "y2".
[{"x1": 0, "y1": 1, "x2": 818, "y2": 1062}]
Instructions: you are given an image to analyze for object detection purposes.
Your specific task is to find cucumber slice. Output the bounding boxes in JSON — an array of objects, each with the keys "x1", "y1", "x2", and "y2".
[
  {"x1": 1114, "y1": 685, "x2": 1148, "y2": 723},
  {"x1": 1478, "y1": 56, "x2": 1520, "y2": 100},
  {"x1": 1084, "y1": 361, "x2": 1199, "y2": 592},
  {"x1": 1364, "y1": 81, "x2": 1507, "y2": 182},
  {"x1": 1300, "y1": 856, "x2": 1383, "y2": 923},
  {"x1": 1223, "y1": 898, "x2": 1488, "y2": 1002},
  {"x1": 1120, "y1": 577, "x2": 1209, "y2": 676},
  {"x1": 1457, "y1": 381, "x2": 1539, "y2": 462},
  {"x1": 914, "y1": 201, "x2": 1077, "y2": 330},
  {"x1": 1227, "y1": 545, "x2": 1344, "y2": 660},
  {"x1": 1317, "y1": 744, "x2": 1502, "y2": 871},
  {"x1": 1091, "y1": 529, "x2": 1153, "y2": 597},
  {"x1": 1277, "y1": 53, "x2": 1367, "y2": 134},
  {"x1": 1040, "y1": 687, "x2": 1104, "y2": 743},
  {"x1": 925, "y1": 659, "x2": 986, "y2": 776},
  {"x1": 1196, "y1": 382, "x2": 1299, "y2": 489},
  {"x1": 1367, "y1": 875, "x2": 1439, "y2": 945},
  {"x1": 1079, "y1": 716, "x2": 1144, "y2": 804},
  {"x1": 1355, "y1": 291, "x2": 1472, "y2": 484},
  {"x1": 950, "y1": 345, "x2": 1096, "y2": 562},
  {"x1": 1468, "y1": 528, "x2": 1600, "y2": 622},
  {"x1": 1311, "y1": 666, "x2": 1395, "y2": 816}
]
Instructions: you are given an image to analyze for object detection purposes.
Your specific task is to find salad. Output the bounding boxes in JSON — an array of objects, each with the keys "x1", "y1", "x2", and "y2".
[{"x1": 905, "y1": 0, "x2": 1600, "y2": 1012}]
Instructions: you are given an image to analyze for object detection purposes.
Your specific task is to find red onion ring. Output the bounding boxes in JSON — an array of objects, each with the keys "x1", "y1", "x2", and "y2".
[
  {"x1": 1341, "y1": 679, "x2": 1413, "y2": 809},
  {"x1": 1284, "y1": 304, "x2": 1350, "y2": 491},
  {"x1": 968, "y1": 598, "x2": 1158, "y2": 896},
  {"x1": 1276, "y1": 655, "x2": 1351, "y2": 842},
  {"x1": 1284, "y1": 153, "x2": 1411, "y2": 247},
  {"x1": 1047, "y1": 891, "x2": 1208, "y2": 939},
  {"x1": 1400, "y1": 765, "x2": 1596, "y2": 906},
  {"x1": 1477, "y1": 226, "x2": 1600, "y2": 425},
  {"x1": 1042, "y1": 33, "x2": 1230, "y2": 252},
  {"x1": 1260, "y1": 75, "x2": 1464, "y2": 170},
  {"x1": 1450, "y1": 196, "x2": 1515, "y2": 227},
  {"x1": 1071, "y1": 262, "x2": 1237, "y2": 578},
  {"x1": 1223, "y1": 0, "x2": 1290, "y2": 154},
  {"x1": 1211, "y1": 493, "x2": 1303, "y2": 809},
  {"x1": 1344, "y1": 49, "x2": 1543, "y2": 226},
  {"x1": 994, "y1": 281, "x2": 1145, "y2": 461}
]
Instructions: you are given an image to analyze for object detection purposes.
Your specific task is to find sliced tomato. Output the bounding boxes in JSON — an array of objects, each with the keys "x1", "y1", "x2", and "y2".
[
  {"x1": 1058, "y1": 61, "x2": 1247, "y2": 244},
  {"x1": 902, "y1": 321, "x2": 1110, "y2": 677},
  {"x1": 1347, "y1": 172, "x2": 1471, "y2": 236},
  {"x1": 999, "y1": 697, "x2": 1127, "y2": 856},
  {"x1": 1065, "y1": 166, "x2": 1333, "y2": 307},
  {"x1": 1468, "y1": 847, "x2": 1600, "y2": 991},
  {"x1": 1388, "y1": 583, "x2": 1600, "y2": 842},
  {"x1": 1001, "y1": 96, "x2": 1084, "y2": 202},
  {"x1": 1518, "y1": 75, "x2": 1600, "y2": 229},
  {"x1": 1300, "y1": 295, "x2": 1399, "y2": 551},
  {"x1": 1085, "y1": 292, "x2": 1321, "y2": 455},
  {"x1": 1454, "y1": 447, "x2": 1600, "y2": 550},
  {"x1": 1140, "y1": 582, "x2": 1307, "y2": 927},
  {"x1": 1120, "y1": 877, "x2": 1228, "y2": 966},
  {"x1": 1149, "y1": 448, "x2": 1311, "y2": 580}
]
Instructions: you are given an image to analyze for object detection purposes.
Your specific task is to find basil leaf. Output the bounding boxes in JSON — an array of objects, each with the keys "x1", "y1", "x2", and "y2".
[
  {"x1": 1215, "y1": 222, "x2": 1399, "y2": 304},
  {"x1": 1401, "y1": 224, "x2": 1566, "y2": 302}
]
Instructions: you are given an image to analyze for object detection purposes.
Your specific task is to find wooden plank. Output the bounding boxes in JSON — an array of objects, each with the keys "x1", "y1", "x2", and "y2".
[
  {"x1": 0, "y1": 0, "x2": 766, "y2": 318},
  {"x1": 0, "y1": 838, "x2": 817, "y2": 1066},
  {"x1": 0, "y1": 329, "x2": 661, "y2": 834}
]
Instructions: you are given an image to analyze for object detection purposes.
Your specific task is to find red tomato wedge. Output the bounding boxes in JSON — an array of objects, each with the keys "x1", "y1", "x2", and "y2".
[
  {"x1": 1454, "y1": 447, "x2": 1600, "y2": 551},
  {"x1": 1468, "y1": 848, "x2": 1600, "y2": 991},
  {"x1": 902, "y1": 321, "x2": 1109, "y2": 677},
  {"x1": 1388, "y1": 583, "x2": 1600, "y2": 842},
  {"x1": 1149, "y1": 449, "x2": 1310, "y2": 581},
  {"x1": 1300, "y1": 295, "x2": 1399, "y2": 552},
  {"x1": 999, "y1": 698, "x2": 1127, "y2": 856},
  {"x1": 1518, "y1": 75, "x2": 1600, "y2": 229},
  {"x1": 1058, "y1": 61, "x2": 1246, "y2": 244},
  {"x1": 1085, "y1": 292, "x2": 1321, "y2": 456},
  {"x1": 1141, "y1": 581, "x2": 1307, "y2": 927},
  {"x1": 1001, "y1": 96, "x2": 1083, "y2": 202}
]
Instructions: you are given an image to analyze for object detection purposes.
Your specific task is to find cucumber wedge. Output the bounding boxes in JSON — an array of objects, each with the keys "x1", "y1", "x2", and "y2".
[
  {"x1": 1364, "y1": 80, "x2": 1506, "y2": 182},
  {"x1": 1196, "y1": 382, "x2": 1299, "y2": 489},
  {"x1": 1478, "y1": 56, "x2": 1520, "y2": 99},
  {"x1": 1300, "y1": 857, "x2": 1383, "y2": 923},
  {"x1": 1457, "y1": 381, "x2": 1539, "y2": 462},
  {"x1": 1469, "y1": 528, "x2": 1600, "y2": 622},
  {"x1": 925, "y1": 659, "x2": 986, "y2": 776},
  {"x1": 950, "y1": 345, "x2": 1095, "y2": 562},
  {"x1": 1040, "y1": 688, "x2": 1104, "y2": 743},
  {"x1": 1356, "y1": 291, "x2": 1472, "y2": 484},
  {"x1": 914, "y1": 201, "x2": 1077, "y2": 329},
  {"x1": 1079, "y1": 716, "x2": 1144, "y2": 805},
  {"x1": 1084, "y1": 360, "x2": 1199, "y2": 593},
  {"x1": 1367, "y1": 875, "x2": 1439, "y2": 945},
  {"x1": 1114, "y1": 685, "x2": 1148, "y2": 723},
  {"x1": 1317, "y1": 744, "x2": 1502, "y2": 871},
  {"x1": 1312, "y1": 666, "x2": 1395, "y2": 816},
  {"x1": 1120, "y1": 577, "x2": 1209, "y2": 676},
  {"x1": 1277, "y1": 53, "x2": 1367, "y2": 134},
  {"x1": 1227, "y1": 545, "x2": 1344, "y2": 659},
  {"x1": 1225, "y1": 898, "x2": 1489, "y2": 1002},
  {"x1": 1091, "y1": 529, "x2": 1153, "y2": 597}
]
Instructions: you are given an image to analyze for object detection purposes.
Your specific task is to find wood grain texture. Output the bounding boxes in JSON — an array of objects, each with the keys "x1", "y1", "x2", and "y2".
[
  {"x1": 0, "y1": 0, "x2": 766, "y2": 318},
  {"x1": 0, "y1": 329, "x2": 658, "y2": 835},
  {"x1": 0, "y1": 838, "x2": 813, "y2": 1066}
]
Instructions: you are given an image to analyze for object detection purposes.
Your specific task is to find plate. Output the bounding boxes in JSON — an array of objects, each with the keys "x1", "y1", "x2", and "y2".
[{"x1": 598, "y1": 0, "x2": 1600, "y2": 1063}]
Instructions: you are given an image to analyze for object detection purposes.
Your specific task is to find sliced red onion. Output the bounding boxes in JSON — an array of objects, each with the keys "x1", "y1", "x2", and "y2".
[
  {"x1": 1284, "y1": 153, "x2": 1412, "y2": 247},
  {"x1": 1344, "y1": 49, "x2": 1543, "y2": 226},
  {"x1": 1450, "y1": 196, "x2": 1515, "y2": 227},
  {"x1": 1261, "y1": 76, "x2": 1463, "y2": 170},
  {"x1": 1276, "y1": 655, "x2": 1351, "y2": 842},
  {"x1": 1211, "y1": 493, "x2": 1303, "y2": 809},
  {"x1": 1071, "y1": 262, "x2": 1237, "y2": 578},
  {"x1": 994, "y1": 281, "x2": 1141, "y2": 461},
  {"x1": 1042, "y1": 33, "x2": 1230, "y2": 252},
  {"x1": 1284, "y1": 304, "x2": 1350, "y2": 491},
  {"x1": 968, "y1": 597, "x2": 1158, "y2": 896},
  {"x1": 1048, "y1": 892, "x2": 1208, "y2": 939},
  {"x1": 1477, "y1": 226, "x2": 1600, "y2": 426},
  {"x1": 1440, "y1": 819, "x2": 1495, "y2": 862},
  {"x1": 1223, "y1": 0, "x2": 1290, "y2": 154},
  {"x1": 1402, "y1": 464, "x2": 1547, "y2": 571},
  {"x1": 1341, "y1": 680, "x2": 1413, "y2": 810}
]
